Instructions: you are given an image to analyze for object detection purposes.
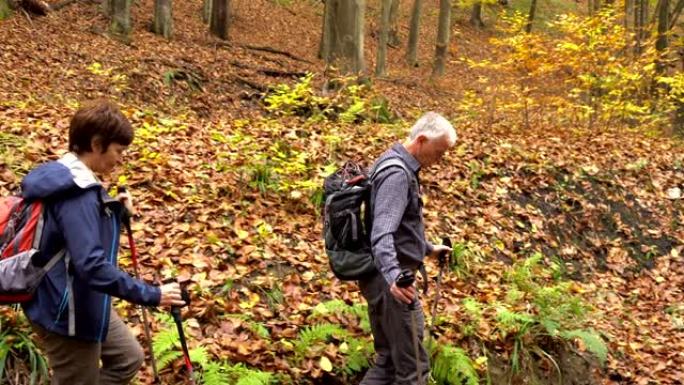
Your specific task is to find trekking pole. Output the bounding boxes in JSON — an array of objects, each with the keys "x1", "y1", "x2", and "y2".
[
  {"x1": 396, "y1": 269, "x2": 423, "y2": 385},
  {"x1": 427, "y1": 237, "x2": 452, "y2": 356},
  {"x1": 171, "y1": 287, "x2": 195, "y2": 385},
  {"x1": 118, "y1": 187, "x2": 160, "y2": 383}
]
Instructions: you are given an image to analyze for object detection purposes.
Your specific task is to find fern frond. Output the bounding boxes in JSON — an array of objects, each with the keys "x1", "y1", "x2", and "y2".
[
  {"x1": 152, "y1": 327, "x2": 180, "y2": 358},
  {"x1": 560, "y1": 329, "x2": 607, "y2": 365},
  {"x1": 157, "y1": 350, "x2": 182, "y2": 370},
  {"x1": 295, "y1": 323, "x2": 348, "y2": 356},
  {"x1": 201, "y1": 362, "x2": 230, "y2": 385},
  {"x1": 189, "y1": 346, "x2": 210, "y2": 369},
  {"x1": 432, "y1": 344, "x2": 479, "y2": 385}
]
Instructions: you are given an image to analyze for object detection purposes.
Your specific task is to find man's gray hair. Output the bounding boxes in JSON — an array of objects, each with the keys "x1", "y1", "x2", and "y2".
[{"x1": 409, "y1": 112, "x2": 457, "y2": 146}]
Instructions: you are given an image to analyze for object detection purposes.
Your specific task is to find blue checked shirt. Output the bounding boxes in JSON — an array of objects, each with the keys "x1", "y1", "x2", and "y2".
[{"x1": 369, "y1": 143, "x2": 434, "y2": 285}]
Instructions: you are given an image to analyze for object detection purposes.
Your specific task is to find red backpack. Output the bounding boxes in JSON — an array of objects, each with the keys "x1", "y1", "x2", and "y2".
[{"x1": 0, "y1": 196, "x2": 64, "y2": 304}]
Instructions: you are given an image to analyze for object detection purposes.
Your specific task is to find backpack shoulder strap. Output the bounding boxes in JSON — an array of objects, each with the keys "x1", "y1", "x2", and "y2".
[{"x1": 370, "y1": 158, "x2": 411, "y2": 181}]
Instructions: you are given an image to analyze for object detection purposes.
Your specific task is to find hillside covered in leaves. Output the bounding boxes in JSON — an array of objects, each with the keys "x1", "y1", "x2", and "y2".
[{"x1": 1, "y1": 0, "x2": 684, "y2": 384}]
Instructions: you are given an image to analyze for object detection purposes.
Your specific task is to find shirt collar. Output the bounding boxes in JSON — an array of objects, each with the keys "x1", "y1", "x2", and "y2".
[{"x1": 391, "y1": 143, "x2": 421, "y2": 174}]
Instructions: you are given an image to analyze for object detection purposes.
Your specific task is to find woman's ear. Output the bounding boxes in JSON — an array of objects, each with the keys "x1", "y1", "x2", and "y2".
[{"x1": 90, "y1": 136, "x2": 104, "y2": 154}]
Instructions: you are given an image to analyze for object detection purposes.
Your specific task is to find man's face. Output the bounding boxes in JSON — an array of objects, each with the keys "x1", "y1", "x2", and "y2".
[
  {"x1": 91, "y1": 141, "x2": 127, "y2": 174},
  {"x1": 417, "y1": 135, "x2": 451, "y2": 167}
]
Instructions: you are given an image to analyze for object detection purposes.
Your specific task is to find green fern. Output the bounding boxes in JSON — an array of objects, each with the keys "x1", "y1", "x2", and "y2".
[
  {"x1": 190, "y1": 346, "x2": 210, "y2": 369},
  {"x1": 294, "y1": 323, "x2": 348, "y2": 357},
  {"x1": 152, "y1": 314, "x2": 210, "y2": 371},
  {"x1": 152, "y1": 327, "x2": 180, "y2": 369},
  {"x1": 340, "y1": 337, "x2": 374, "y2": 375},
  {"x1": 224, "y1": 363, "x2": 273, "y2": 385},
  {"x1": 560, "y1": 329, "x2": 608, "y2": 365},
  {"x1": 495, "y1": 306, "x2": 534, "y2": 335},
  {"x1": 432, "y1": 344, "x2": 479, "y2": 385},
  {"x1": 235, "y1": 370, "x2": 272, "y2": 385},
  {"x1": 201, "y1": 362, "x2": 230, "y2": 385},
  {"x1": 157, "y1": 350, "x2": 182, "y2": 371}
]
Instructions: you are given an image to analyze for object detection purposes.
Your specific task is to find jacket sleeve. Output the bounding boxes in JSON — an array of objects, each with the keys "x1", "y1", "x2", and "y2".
[{"x1": 53, "y1": 190, "x2": 161, "y2": 306}]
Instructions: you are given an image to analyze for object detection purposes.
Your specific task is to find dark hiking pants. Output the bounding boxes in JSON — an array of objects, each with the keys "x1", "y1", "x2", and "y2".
[{"x1": 359, "y1": 272, "x2": 429, "y2": 385}]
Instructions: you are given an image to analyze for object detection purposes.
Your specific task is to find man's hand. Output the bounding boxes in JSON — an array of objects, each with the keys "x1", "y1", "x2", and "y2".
[
  {"x1": 428, "y1": 244, "x2": 452, "y2": 261},
  {"x1": 159, "y1": 282, "x2": 186, "y2": 307},
  {"x1": 390, "y1": 282, "x2": 416, "y2": 304},
  {"x1": 116, "y1": 189, "x2": 136, "y2": 216}
]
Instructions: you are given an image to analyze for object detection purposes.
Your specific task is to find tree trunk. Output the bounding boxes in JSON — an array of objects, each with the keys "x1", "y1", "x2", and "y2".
[
  {"x1": 588, "y1": 0, "x2": 593, "y2": 15},
  {"x1": 389, "y1": 0, "x2": 400, "y2": 46},
  {"x1": 320, "y1": 0, "x2": 365, "y2": 74},
  {"x1": 110, "y1": 0, "x2": 132, "y2": 37},
  {"x1": 376, "y1": 0, "x2": 392, "y2": 76},
  {"x1": 634, "y1": 0, "x2": 649, "y2": 54},
  {"x1": 625, "y1": 0, "x2": 632, "y2": 28},
  {"x1": 432, "y1": 0, "x2": 451, "y2": 77},
  {"x1": 203, "y1": 0, "x2": 211, "y2": 23},
  {"x1": 670, "y1": 0, "x2": 684, "y2": 29},
  {"x1": 470, "y1": 2, "x2": 484, "y2": 28},
  {"x1": 319, "y1": 0, "x2": 332, "y2": 59},
  {"x1": 153, "y1": 0, "x2": 173, "y2": 39},
  {"x1": 656, "y1": 0, "x2": 669, "y2": 74},
  {"x1": 525, "y1": 0, "x2": 537, "y2": 33},
  {"x1": 101, "y1": 0, "x2": 111, "y2": 17},
  {"x1": 634, "y1": 0, "x2": 641, "y2": 54},
  {"x1": 210, "y1": 0, "x2": 230, "y2": 40},
  {"x1": 406, "y1": 0, "x2": 422, "y2": 66},
  {"x1": 525, "y1": 0, "x2": 538, "y2": 32}
]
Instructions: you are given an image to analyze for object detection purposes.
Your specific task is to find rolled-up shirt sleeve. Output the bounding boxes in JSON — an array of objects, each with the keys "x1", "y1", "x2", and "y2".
[{"x1": 371, "y1": 169, "x2": 409, "y2": 285}]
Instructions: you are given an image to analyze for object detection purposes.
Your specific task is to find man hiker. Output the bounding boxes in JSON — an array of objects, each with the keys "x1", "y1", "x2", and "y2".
[
  {"x1": 20, "y1": 100, "x2": 186, "y2": 385},
  {"x1": 360, "y1": 112, "x2": 457, "y2": 385}
]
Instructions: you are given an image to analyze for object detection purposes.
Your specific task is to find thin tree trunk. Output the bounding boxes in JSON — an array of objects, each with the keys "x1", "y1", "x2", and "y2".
[
  {"x1": 588, "y1": 0, "x2": 594, "y2": 15},
  {"x1": 625, "y1": 0, "x2": 633, "y2": 28},
  {"x1": 350, "y1": 0, "x2": 365, "y2": 73},
  {"x1": 406, "y1": 0, "x2": 422, "y2": 67},
  {"x1": 641, "y1": 0, "x2": 649, "y2": 34},
  {"x1": 470, "y1": 2, "x2": 484, "y2": 28},
  {"x1": 203, "y1": 0, "x2": 211, "y2": 23},
  {"x1": 635, "y1": 0, "x2": 642, "y2": 54},
  {"x1": 319, "y1": 0, "x2": 332, "y2": 60},
  {"x1": 656, "y1": 0, "x2": 669, "y2": 74},
  {"x1": 525, "y1": 0, "x2": 538, "y2": 33},
  {"x1": 376, "y1": 0, "x2": 392, "y2": 76},
  {"x1": 153, "y1": 0, "x2": 173, "y2": 39},
  {"x1": 432, "y1": 0, "x2": 451, "y2": 77},
  {"x1": 210, "y1": 0, "x2": 230, "y2": 40},
  {"x1": 110, "y1": 0, "x2": 132, "y2": 37},
  {"x1": 670, "y1": 0, "x2": 684, "y2": 29},
  {"x1": 389, "y1": 0, "x2": 400, "y2": 46}
]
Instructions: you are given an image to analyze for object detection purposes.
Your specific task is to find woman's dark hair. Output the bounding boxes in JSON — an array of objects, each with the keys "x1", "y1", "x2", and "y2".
[{"x1": 68, "y1": 100, "x2": 134, "y2": 154}]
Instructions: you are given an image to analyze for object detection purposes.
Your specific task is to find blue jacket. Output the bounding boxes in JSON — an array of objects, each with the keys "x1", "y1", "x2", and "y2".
[{"x1": 21, "y1": 153, "x2": 161, "y2": 342}]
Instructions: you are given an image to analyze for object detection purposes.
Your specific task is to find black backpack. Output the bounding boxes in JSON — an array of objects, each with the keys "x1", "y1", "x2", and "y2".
[{"x1": 322, "y1": 158, "x2": 409, "y2": 281}]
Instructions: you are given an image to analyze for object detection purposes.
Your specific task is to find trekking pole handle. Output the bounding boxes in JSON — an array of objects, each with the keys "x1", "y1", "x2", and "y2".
[
  {"x1": 171, "y1": 286, "x2": 191, "y2": 312},
  {"x1": 438, "y1": 237, "x2": 452, "y2": 267},
  {"x1": 116, "y1": 186, "x2": 136, "y2": 220},
  {"x1": 396, "y1": 269, "x2": 416, "y2": 288}
]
